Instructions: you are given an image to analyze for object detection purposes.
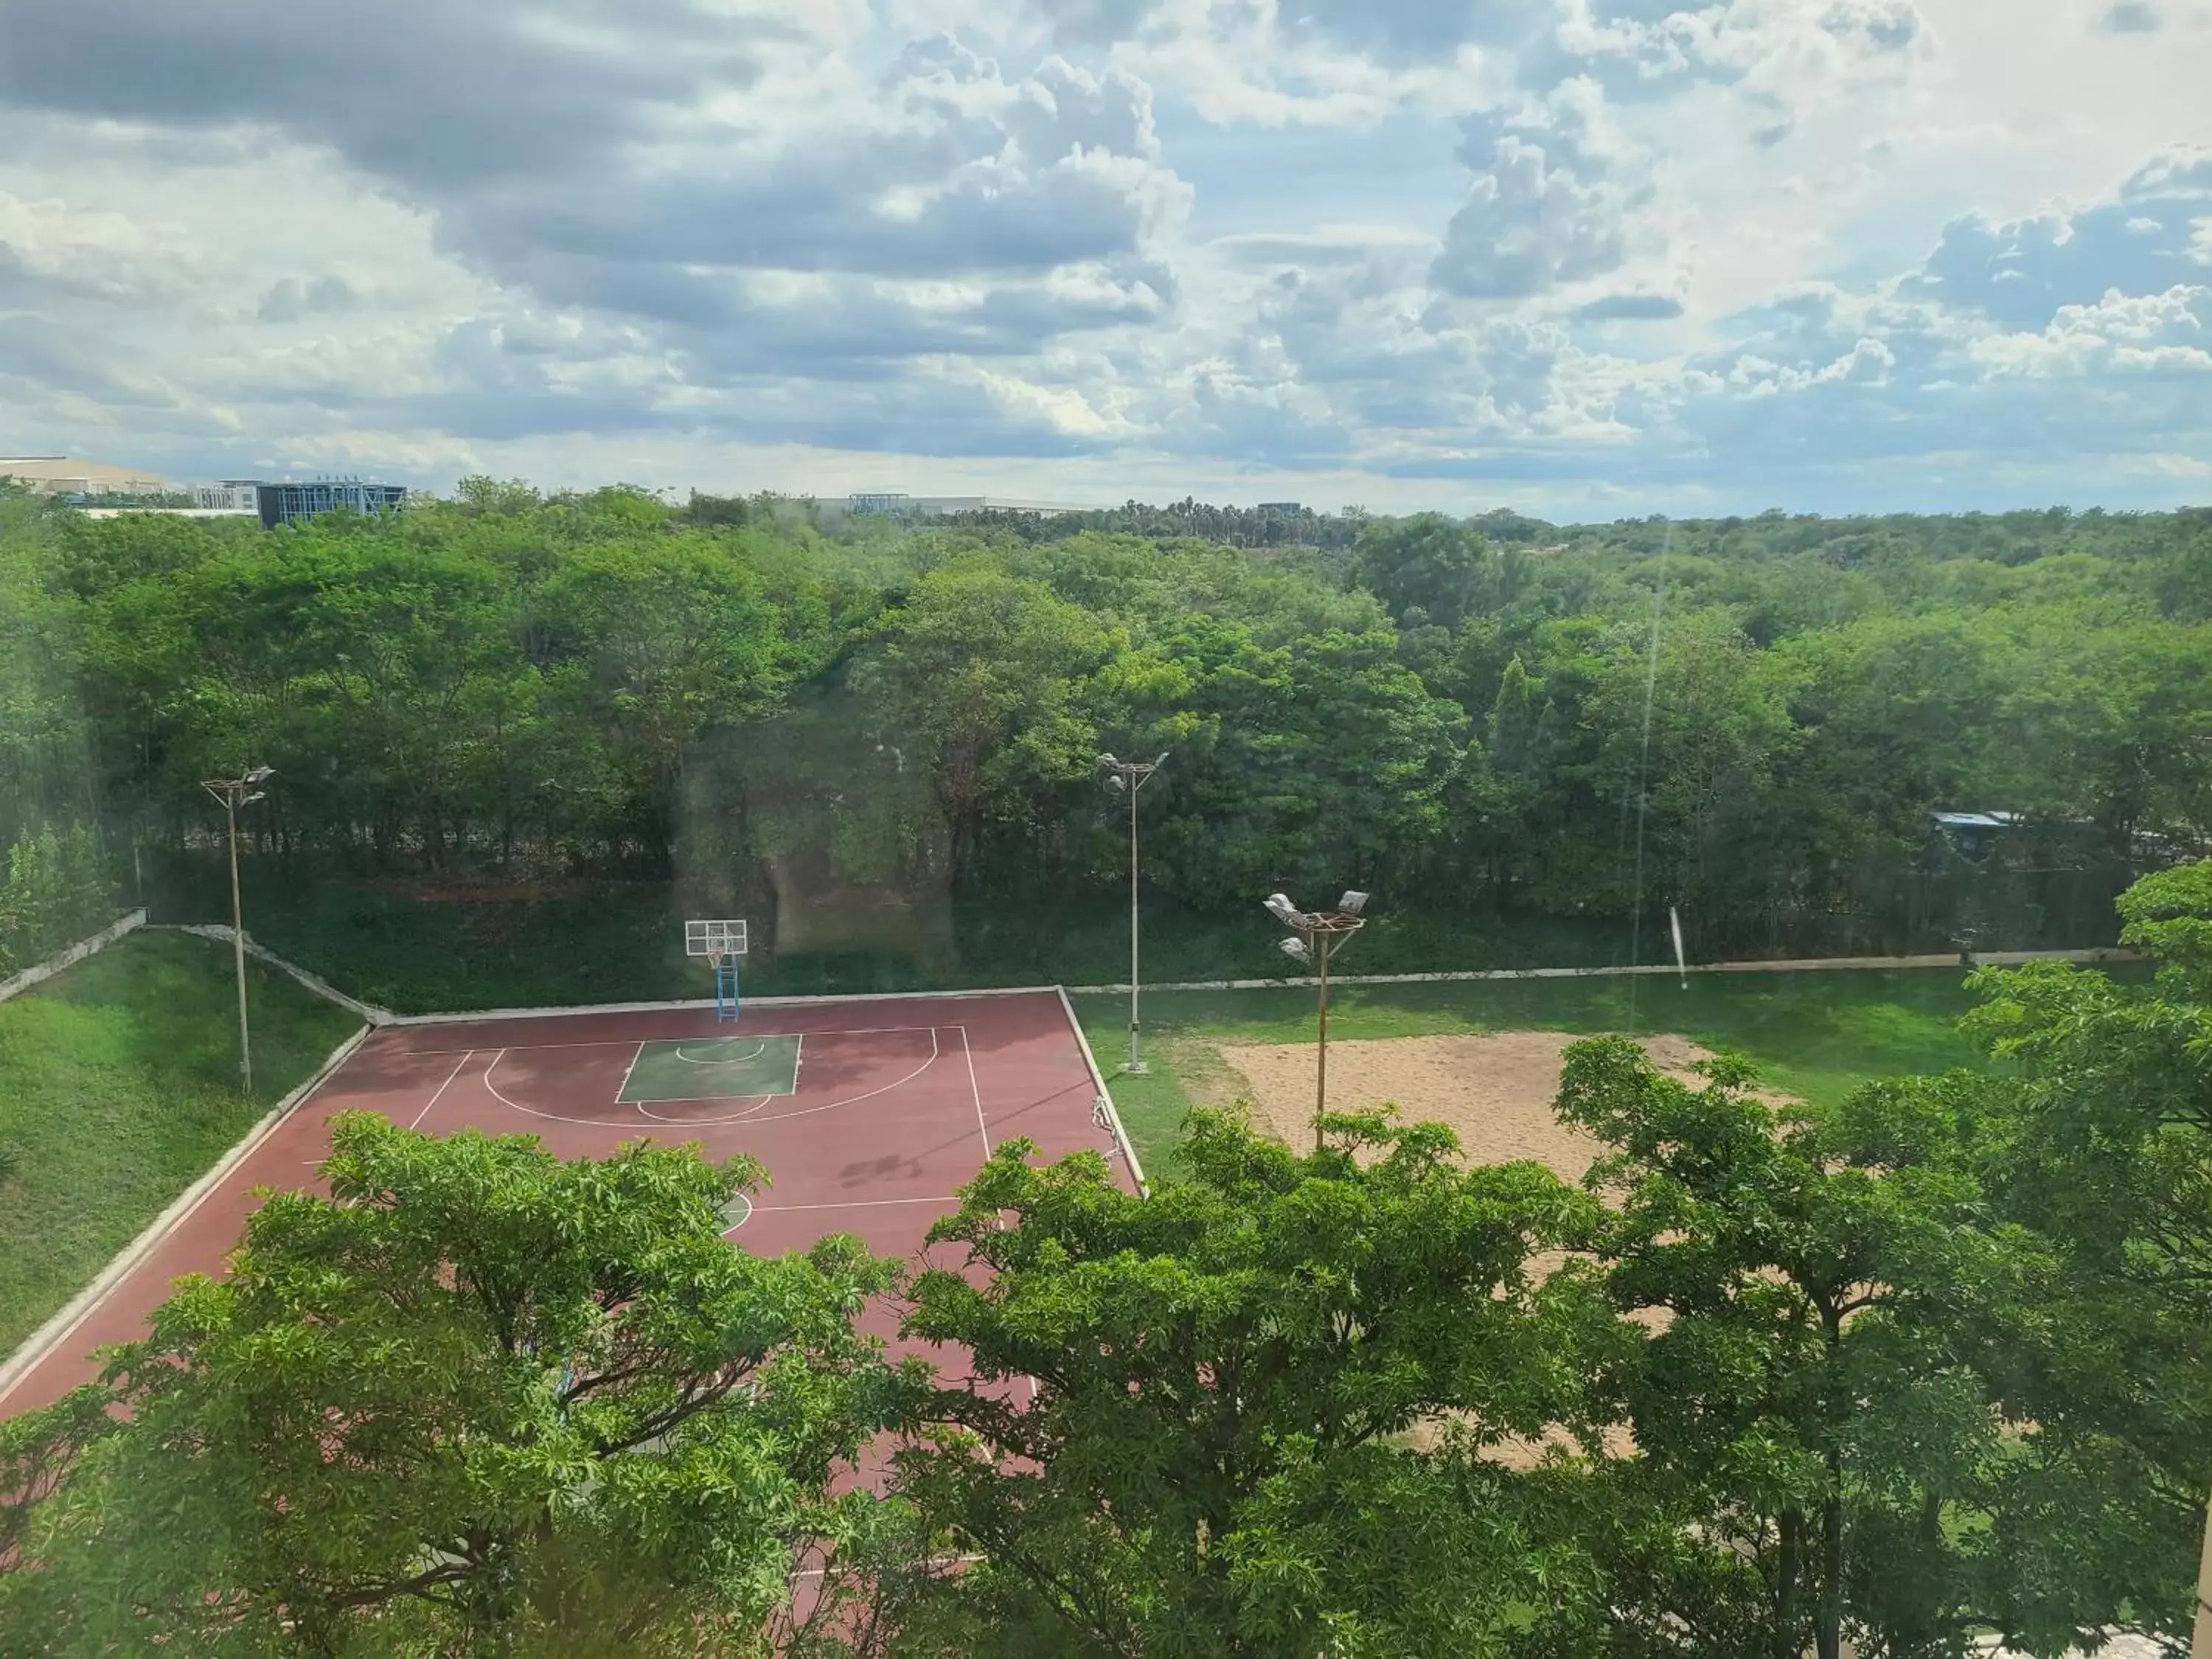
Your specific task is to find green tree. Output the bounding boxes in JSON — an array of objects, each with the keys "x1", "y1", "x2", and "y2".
[
  {"x1": 893, "y1": 1106, "x2": 1618, "y2": 1657},
  {"x1": 1353, "y1": 514, "x2": 1507, "y2": 632},
  {"x1": 0, "y1": 824, "x2": 112, "y2": 973},
  {"x1": 1555, "y1": 1037, "x2": 2011, "y2": 1659},
  {"x1": 1127, "y1": 619, "x2": 1470, "y2": 900},
  {"x1": 854, "y1": 559, "x2": 1111, "y2": 881},
  {"x1": 0, "y1": 496, "x2": 95, "y2": 852},
  {"x1": 1826, "y1": 863, "x2": 2212, "y2": 1652},
  {"x1": 0, "y1": 1113, "x2": 914, "y2": 1656}
]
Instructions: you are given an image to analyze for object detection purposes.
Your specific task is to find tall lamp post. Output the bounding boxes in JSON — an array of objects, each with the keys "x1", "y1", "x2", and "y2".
[
  {"x1": 1265, "y1": 891, "x2": 1368, "y2": 1150},
  {"x1": 202, "y1": 766, "x2": 272, "y2": 1094},
  {"x1": 1098, "y1": 752, "x2": 1168, "y2": 1074}
]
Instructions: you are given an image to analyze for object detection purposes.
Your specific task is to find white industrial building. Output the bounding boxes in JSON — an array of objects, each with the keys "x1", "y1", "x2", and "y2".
[{"x1": 0, "y1": 456, "x2": 176, "y2": 495}]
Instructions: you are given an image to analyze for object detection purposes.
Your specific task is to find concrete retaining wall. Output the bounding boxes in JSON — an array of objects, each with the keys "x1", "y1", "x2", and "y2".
[{"x1": 0, "y1": 909, "x2": 149, "y2": 1005}]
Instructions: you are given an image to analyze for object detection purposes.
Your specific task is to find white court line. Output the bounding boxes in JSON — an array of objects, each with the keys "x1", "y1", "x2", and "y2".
[
  {"x1": 750, "y1": 1195, "x2": 961, "y2": 1214},
  {"x1": 793, "y1": 1032, "x2": 805, "y2": 1092},
  {"x1": 614, "y1": 1043, "x2": 645, "y2": 1099},
  {"x1": 638, "y1": 1093, "x2": 774, "y2": 1123},
  {"x1": 408, "y1": 1050, "x2": 476, "y2": 1130},
  {"x1": 672, "y1": 1038, "x2": 769, "y2": 1065},
  {"x1": 960, "y1": 1026, "x2": 990, "y2": 1160},
  {"x1": 481, "y1": 1031, "x2": 942, "y2": 1129},
  {"x1": 397, "y1": 1023, "x2": 945, "y2": 1058}
]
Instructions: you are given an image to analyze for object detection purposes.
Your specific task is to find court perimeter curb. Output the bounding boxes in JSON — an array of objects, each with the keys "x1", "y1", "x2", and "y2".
[
  {"x1": 0, "y1": 908, "x2": 148, "y2": 1005},
  {"x1": 0, "y1": 1020, "x2": 375, "y2": 1411},
  {"x1": 1059, "y1": 946, "x2": 2137, "y2": 997},
  {"x1": 383, "y1": 984, "x2": 1071, "y2": 1025},
  {"x1": 1056, "y1": 987, "x2": 1150, "y2": 1199}
]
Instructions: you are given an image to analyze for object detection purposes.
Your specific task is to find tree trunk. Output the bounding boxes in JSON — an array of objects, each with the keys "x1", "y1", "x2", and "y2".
[
  {"x1": 1775, "y1": 1508, "x2": 1804, "y2": 1659},
  {"x1": 1820, "y1": 1305, "x2": 1846, "y2": 1659},
  {"x1": 1819, "y1": 1462, "x2": 1843, "y2": 1659}
]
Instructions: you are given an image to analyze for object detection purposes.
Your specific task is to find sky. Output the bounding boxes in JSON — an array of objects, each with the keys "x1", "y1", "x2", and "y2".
[{"x1": 0, "y1": 0, "x2": 2208, "y2": 518}]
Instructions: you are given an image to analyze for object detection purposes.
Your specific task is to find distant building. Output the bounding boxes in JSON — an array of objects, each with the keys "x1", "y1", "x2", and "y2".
[
  {"x1": 1257, "y1": 501, "x2": 1303, "y2": 514},
  {"x1": 76, "y1": 507, "x2": 257, "y2": 521},
  {"x1": 848, "y1": 492, "x2": 913, "y2": 515},
  {"x1": 22, "y1": 469, "x2": 407, "y2": 526},
  {"x1": 254, "y1": 479, "x2": 407, "y2": 528},
  {"x1": 0, "y1": 456, "x2": 175, "y2": 495},
  {"x1": 846, "y1": 492, "x2": 1091, "y2": 518},
  {"x1": 193, "y1": 481, "x2": 261, "y2": 512},
  {"x1": 1929, "y1": 810, "x2": 2027, "y2": 861}
]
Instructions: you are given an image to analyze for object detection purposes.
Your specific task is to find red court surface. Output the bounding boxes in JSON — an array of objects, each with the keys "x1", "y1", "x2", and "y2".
[{"x1": 0, "y1": 990, "x2": 1133, "y2": 1419}]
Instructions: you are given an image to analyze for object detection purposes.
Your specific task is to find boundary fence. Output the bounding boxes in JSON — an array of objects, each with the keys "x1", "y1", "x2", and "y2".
[
  {"x1": 1057, "y1": 985, "x2": 1150, "y2": 1199},
  {"x1": 1063, "y1": 946, "x2": 2136, "y2": 998}
]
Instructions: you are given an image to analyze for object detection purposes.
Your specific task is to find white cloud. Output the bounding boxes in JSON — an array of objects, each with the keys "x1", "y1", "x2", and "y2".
[
  {"x1": 1431, "y1": 76, "x2": 1655, "y2": 299},
  {"x1": 0, "y1": 0, "x2": 2207, "y2": 512},
  {"x1": 1967, "y1": 285, "x2": 2212, "y2": 377}
]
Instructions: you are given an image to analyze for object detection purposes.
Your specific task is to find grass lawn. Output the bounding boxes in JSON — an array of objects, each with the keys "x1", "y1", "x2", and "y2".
[
  {"x1": 1074, "y1": 967, "x2": 2031, "y2": 1178},
  {"x1": 0, "y1": 931, "x2": 363, "y2": 1357}
]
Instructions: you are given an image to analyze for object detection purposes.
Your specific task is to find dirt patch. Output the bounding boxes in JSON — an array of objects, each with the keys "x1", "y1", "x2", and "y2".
[
  {"x1": 1213, "y1": 1031, "x2": 1744, "y2": 1470},
  {"x1": 1214, "y1": 1030, "x2": 1738, "y2": 1181}
]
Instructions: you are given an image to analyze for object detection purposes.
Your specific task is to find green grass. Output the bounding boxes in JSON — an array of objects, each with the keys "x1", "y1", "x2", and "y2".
[
  {"x1": 1076, "y1": 967, "x2": 2016, "y2": 1178},
  {"x1": 0, "y1": 931, "x2": 363, "y2": 1355}
]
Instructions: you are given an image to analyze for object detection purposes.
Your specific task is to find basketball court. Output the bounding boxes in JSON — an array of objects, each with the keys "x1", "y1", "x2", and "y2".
[{"x1": 0, "y1": 966, "x2": 1139, "y2": 1416}]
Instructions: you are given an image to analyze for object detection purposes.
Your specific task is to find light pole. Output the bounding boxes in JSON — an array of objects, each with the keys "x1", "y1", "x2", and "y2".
[
  {"x1": 1098, "y1": 751, "x2": 1168, "y2": 1073},
  {"x1": 1265, "y1": 890, "x2": 1368, "y2": 1150},
  {"x1": 202, "y1": 766, "x2": 272, "y2": 1094}
]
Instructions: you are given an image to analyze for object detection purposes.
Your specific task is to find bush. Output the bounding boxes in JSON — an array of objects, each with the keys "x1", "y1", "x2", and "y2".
[{"x1": 0, "y1": 826, "x2": 114, "y2": 975}]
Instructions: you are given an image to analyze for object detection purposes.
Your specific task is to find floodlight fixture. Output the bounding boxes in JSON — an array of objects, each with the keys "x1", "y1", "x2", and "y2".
[
  {"x1": 1097, "y1": 752, "x2": 1120, "y2": 768},
  {"x1": 1105, "y1": 773, "x2": 1126, "y2": 793},
  {"x1": 1154, "y1": 752, "x2": 1170, "y2": 768},
  {"x1": 1259, "y1": 882, "x2": 1370, "y2": 1151},
  {"x1": 245, "y1": 765, "x2": 274, "y2": 784}
]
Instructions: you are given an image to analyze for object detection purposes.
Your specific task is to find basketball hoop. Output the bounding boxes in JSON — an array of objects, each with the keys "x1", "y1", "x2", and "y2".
[{"x1": 687, "y1": 919, "x2": 747, "y2": 1024}]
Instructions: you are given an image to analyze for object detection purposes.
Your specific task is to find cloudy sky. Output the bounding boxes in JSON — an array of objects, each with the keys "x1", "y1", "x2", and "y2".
[{"x1": 1, "y1": 0, "x2": 2208, "y2": 516}]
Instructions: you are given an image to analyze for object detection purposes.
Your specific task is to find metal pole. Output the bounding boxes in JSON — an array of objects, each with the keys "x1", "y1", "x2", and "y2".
[
  {"x1": 1315, "y1": 934, "x2": 1330, "y2": 1151},
  {"x1": 1129, "y1": 778, "x2": 1143, "y2": 1072},
  {"x1": 226, "y1": 788, "x2": 251, "y2": 1096}
]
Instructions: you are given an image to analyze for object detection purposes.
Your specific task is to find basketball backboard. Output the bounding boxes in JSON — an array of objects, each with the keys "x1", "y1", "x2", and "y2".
[{"x1": 684, "y1": 918, "x2": 748, "y2": 958}]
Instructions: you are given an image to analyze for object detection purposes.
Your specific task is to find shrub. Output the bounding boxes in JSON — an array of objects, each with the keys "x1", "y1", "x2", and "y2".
[{"x1": 0, "y1": 825, "x2": 113, "y2": 974}]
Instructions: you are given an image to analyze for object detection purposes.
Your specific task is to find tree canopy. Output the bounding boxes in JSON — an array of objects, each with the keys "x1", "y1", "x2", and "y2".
[
  {"x1": 4, "y1": 488, "x2": 2206, "y2": 978},
  {"x1": 0, "y1": 1114, "x2": 914, "y2": 1656}
]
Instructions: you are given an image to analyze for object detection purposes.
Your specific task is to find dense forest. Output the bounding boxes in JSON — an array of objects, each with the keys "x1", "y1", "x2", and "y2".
[{"x1": 1, "y1": 479, "x2": 2208, "y2": 992}]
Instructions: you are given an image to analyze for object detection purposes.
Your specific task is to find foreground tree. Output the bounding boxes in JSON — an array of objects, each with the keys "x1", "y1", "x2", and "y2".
[
  {"x1": 1556, "y1": 1038, "x2": 2014, "y2": 1659},
  {"x1": 891, "y1": 1105, "x2": 1623, "y2": 1658},
  {"x1": 1826, "y1": 860, "x2": 2212, "y2": 1652},
  {"x1": 0, "y1": 1113, "x2": 915, "y2": 1656}
]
